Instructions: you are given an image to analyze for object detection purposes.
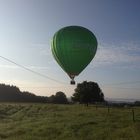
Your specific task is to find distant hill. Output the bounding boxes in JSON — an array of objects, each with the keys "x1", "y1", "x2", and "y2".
[
  {"x1": 0, "y1": 84, "x2": 48, "y2": 102},
  {"x1": 105, "y1": 97, "x2": 140, "y2": 103}
]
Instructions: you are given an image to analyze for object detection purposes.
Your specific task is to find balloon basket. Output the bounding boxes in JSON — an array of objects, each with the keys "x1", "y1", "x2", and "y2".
[{"x1": 70, "y1": 80, "x2": 75, "y2": 85}]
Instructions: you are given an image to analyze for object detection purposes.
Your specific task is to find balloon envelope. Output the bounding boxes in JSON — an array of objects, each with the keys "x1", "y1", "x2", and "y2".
[{"x1": 51, "y1": 26, "x2": 97, "y2": 81}]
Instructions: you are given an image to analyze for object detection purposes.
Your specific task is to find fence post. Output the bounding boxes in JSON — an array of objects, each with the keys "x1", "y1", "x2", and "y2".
[
  {"x1": 132, "y1": 108, "x2": 135, "y2": 122},
  {"x1": 108, "y1": 105, "x2": 110, "y2": 114},
  {"x1": 96, "y1": 105, "x2": 98, "y2": 110}
]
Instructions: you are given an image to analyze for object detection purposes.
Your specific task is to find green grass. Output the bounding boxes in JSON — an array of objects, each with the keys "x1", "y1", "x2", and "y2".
[{"x1": 0, "y1": 103, "x2": 139, "y2": 140}]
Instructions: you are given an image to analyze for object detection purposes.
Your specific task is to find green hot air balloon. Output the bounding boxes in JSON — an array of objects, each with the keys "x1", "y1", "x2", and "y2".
[{"x1": 51, "y1": 26, "x2": 97, "y2": 84}]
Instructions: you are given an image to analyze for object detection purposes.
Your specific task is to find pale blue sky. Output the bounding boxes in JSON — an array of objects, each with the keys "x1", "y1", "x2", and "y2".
[{"x1": 0, "y1": 0, "x2": 140, "y2": 99}]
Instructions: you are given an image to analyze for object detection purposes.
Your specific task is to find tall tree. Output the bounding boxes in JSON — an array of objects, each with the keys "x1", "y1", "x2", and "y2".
[{"x1": 71, "y1": 81, "x2": 104, "y2": 106}]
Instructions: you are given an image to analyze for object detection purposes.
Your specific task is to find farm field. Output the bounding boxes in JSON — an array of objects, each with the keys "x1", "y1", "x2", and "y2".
[{"x1": 0, "y1": 103, "x2": 139, "y2": 140}]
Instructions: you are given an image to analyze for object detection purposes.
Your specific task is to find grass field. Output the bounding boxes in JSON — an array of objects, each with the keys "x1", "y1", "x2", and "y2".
[{"x1": 0, "y1": 103, "x2": 139, "y2": 140}]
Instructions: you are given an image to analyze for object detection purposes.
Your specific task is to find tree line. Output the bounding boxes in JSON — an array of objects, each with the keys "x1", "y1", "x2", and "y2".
[
  {"x1": 0, "y1": 81, "x2": 105, "y2": 104},
  {"x1": 0, "y1": 84, "x2": 68, "y2": 103},
  {"x1": 0, "y1": 84, "x2": 47, "y2": 102}
]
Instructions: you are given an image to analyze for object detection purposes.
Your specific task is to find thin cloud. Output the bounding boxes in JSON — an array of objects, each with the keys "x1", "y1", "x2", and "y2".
[
  {"x1": 30, "y1": 43, "x2": 52, "y2": 56},
  {"x1": 0, "y1": 65, "x2": 18, "y2": 69},
  {"x1": 28, "y1": 66, "x2": 51, "y2": 70},
  {"x1": 91, "y1": 42, "x2": 140, "y2": 68},
  {"x1": 0, "y1": 64, "x2": 50, "y2": 70}
]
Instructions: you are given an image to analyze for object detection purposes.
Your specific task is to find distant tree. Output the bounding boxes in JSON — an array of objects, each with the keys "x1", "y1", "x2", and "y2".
[
  {"x1": 49, "y1": 95, "x2": 55, "y2": 103},
  {"x1": 134, "y1": 101, "x2": 140, "y2": 106},
  {"x1": 71, "y1": 81, "x2": 104, "y2": 106},
  {"x1": 51, "y1": 91, "x2": 68, "y2": 104}
]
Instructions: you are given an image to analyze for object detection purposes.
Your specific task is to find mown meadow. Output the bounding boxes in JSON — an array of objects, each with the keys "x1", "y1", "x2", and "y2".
[{"x1": 0, "y1": 103, "x2": 139, "y2": 140}]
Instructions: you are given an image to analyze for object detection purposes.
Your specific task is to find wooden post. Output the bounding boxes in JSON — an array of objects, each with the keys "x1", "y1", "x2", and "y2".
[
  {"x1": 96, "y1": 105, "x2": 97, "y2": 110},
  {"x1": 132, "y1": 108, "x2": 135, "y2": 122},
  {"x1": 108, "y1": 105, "x2": 110, "y2": 114}
]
